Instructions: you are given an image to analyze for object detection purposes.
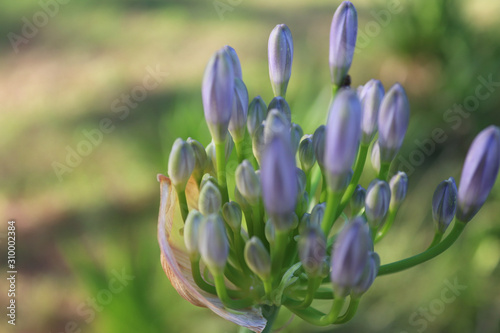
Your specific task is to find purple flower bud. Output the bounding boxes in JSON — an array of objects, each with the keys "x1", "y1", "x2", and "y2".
[
  {"x1": 223, "y1": 45, "x2": 242, "y2": 80},
  {"x1": 360, "y1": 79, "x2": 384, "y2": 144},
  {"x1": 330, "y1": 217, "x2": 372, "y2": 297},
  {"x1": 200, "y1": 173, "x2": 218, "y2": 189},
  {"x1": 267, "y1": 96, "x2": 292, "y2": 124},
  {"x1": 432, "y1": 177, "x2": 458, "y2": 233},
  {"x1": 351, "y1": 252, "x2": 380, "y2": 297},
  {"x1": 365, "y1": 179, "x2": 391, "y2": 228},
  {"x1": 247, "y1": 96, "x2": 267, "y2": 137},
  {"x1": 264, "y1": 109, "x2": 290, "y2": 144},
  {"x1": 222, "y1": 201, "x2": 242, "y2": 231},
  {"x1": 252, "y1": 123, "x2": 265, "y2": 166},
  {"x1": 324, "y1": 89, "x2": 362, "y2": 191},
  {"x1": 291, "y1": 123, "x2": 303, "y2": 155},
  {"x1": 199, "y1": 214, "x2": 229, "y2": 275},
  {"x1": 168, "y1": 138, "x2": 195, "y2": 189},
  {"x1": 184, "y1": 209, "x2": 203, "y2": 260},
  {"x1": 245, "y1": 237, "x2": 271, "y2": 280},
  {"x1": 329, "y1": 1, "x2": 358, "y2": 87},
  {"x1": 228, "y1": 78, "x2": 249, "y2": 143},
  {"x1": 310, "y1": 203, "x2": 326, "y2": 228},
  {"x1": 268, "y1": 24, "x2": 293, "y2": 97},
  {"x1": 457, "y1": 126, "x2": 500, "y2": 222},
  {"x1": 296, "y1": 167, "x2": 307, "y2": 197},
  {"x1": 377, "y1": 83, "x2": 410, "y2": 163},
  {"x1": 389, "y1": 171, "x2": 408, "y2": 210},
  {"x1": 202, "y1": 49, "x2": 235, "y2": 143},
  {"x1": 199, "y1": 181, "x2": 222, "y2": 215},
  {"x1": 371, "y1": 140, "x2": 381, "y2": 174},
  {"x1": 261, "y1": 134, "x2": 298, "y2": 230},
  {"x1": 350, "y1": 185, "x2": 366, "y2": 216},
  {"x1": 299, "y1": 225, "x2": 327, "y2": 277},
  {"x1": 299, "y1": 135, "x2": 316, "y2": 173},
  {"x1": 235, "y1": 160, "x2": 261, "y2": 205},
  {"x1": 312, "y1": 125, "x2": 326, "y2": 169}
]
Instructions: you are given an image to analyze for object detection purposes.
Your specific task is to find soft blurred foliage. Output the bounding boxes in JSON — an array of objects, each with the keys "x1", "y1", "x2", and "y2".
[{"x1": 1, "y1": 0, "x2": 499, "y2": 332}]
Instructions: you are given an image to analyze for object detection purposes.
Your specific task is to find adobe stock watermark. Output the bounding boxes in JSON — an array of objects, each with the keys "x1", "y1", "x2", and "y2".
[
  {"x1": 52, "y1": 268, "x2": 135, "y2": 333},
  {"x1": 7, "y1": 0, "x2": 71, "y2": 53},
  {"x1": 52, "y1": 65, "x2": 168, "y2": 182},
  {"x1": 213, "y1": 0, "x2": 243, "y2": 21},
  {"x1": 400, "y1": 276, "x2": 467, "y2": 333},
  {"x1": 396, "y1": 74, "x2": 500, "y2": 176}
]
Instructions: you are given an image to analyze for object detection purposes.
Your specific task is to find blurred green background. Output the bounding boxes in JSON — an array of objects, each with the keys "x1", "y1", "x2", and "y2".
[{"x1": 1, "y1": 0, "x2": 500, "y2": 332}]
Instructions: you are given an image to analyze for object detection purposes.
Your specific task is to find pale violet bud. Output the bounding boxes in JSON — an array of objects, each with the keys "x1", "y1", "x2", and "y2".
[
  {"x1": 299, "y1": 225, "x2": 327, "y2": 277},
  {"x1": 360, "y1": 79, "x2": 384, "y2": 144},
  {"x1": 222, "y1": 201, "x2": 242, "y2": 231},
  {"x1": 299, "y1": 135, "x2": 316, "y2": 173},
  {"x1": 350, "y1": 185, "x2": 366, "y2": 216},
  {"x1": 365, "y1": 179, "x2": 391, "y2": 228},
  {"x1": 187, "y1": 138, "x2": 208, "y2": 184},
  {"x1": 329, "y1": 1, "x2": 358, "y2": 87},
  {"x1": 330, "y1": 217, "x2": 372, "y2": 298},
  {"x1": 168, "y1": 138, "x2": 195, "y2": 189},
  {"x1": 432, "y1": 177, "x2": 458, "y2": 233},
  {"x1": 198, "y1": 181, "x2": 222, "y2": 215},
  {"x1": 351, "y1": 252, "x2": 380, "y2": 297},
  {"x1": 202, "y1": 49, "x2": 234, "y2": 143},
  {"x1": 389, "y1": 171, "x2": 408, "y2": 210},
  {"x1": 310, "y1": 203, "x2": 326, "y2": 227},
  {"x1": 199, "y1": 214, "x2": 229, "y2": 275},
  {"x1": 299, "y1": 213, "x2": 311, "y2": 234},
  {"x1": 324, "y1": 89, "x2": 361, "y2": 191},
  {"x1": 184, "y1": 210, "x2": 203, "y2": 260},
  {"x1": 252, "y1": 123, "x2": 265, "y2": 166},
  {"x1": 264, "y1": 109, "x2": 290, "y2": 144},
  {"x1": 247, "y1": 96, "x2": 267, "y2": 137},
  {"x1": 268, "y1": 96, "x2": 292, "y2": 124},
  {"x1": 235, "y1": 160, "x2": 261, "y2": 205},
  {"x1": 200, "y1": 173, "x2": 218, "y2": 190},
  {"x1": 245, "y1": 237, "x2": 271, "y2": 280},
  {"x1": 265, "y1": 219, "x2": 275, "y2": 244},
  {"x1": 261, "y1": 134, "x2": 298, "y2": 230},
  {"x1": 457, "y1": 126, "x2": 500, "y2": 222},
  {"x1": 371, "y1": 141, "x2": 381, "y2": 174},
  {"x1": 223, "y1": 45, "x2": 242, "y2": 80},
  {"x1": 268, "y1": 24, "x2": 293, "y2": 97},
  {"x1": 377, "y1": 83, "x2": 410, "y2": 163},
  {"x1": 228, "y1": 78, "x2": 249, "y2": 143},
  {"x1": 296, "y1": 168, "x2": 307, "y2": 197},
  {"x1": 312, "y1": 125, "x2": 326, "y2": 169},
  {"x1": 291, "y1": 123, "x2": 304, "y2": 155}
]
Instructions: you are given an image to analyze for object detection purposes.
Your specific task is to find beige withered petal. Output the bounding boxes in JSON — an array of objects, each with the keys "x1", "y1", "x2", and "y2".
[{"x1": 157, "y1": 174, "x2": 267, "y2": 332}]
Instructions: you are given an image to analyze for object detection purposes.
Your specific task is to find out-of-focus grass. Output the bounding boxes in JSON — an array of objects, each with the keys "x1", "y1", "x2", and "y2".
[{"x1": 0, "y1": 0, "x2": 499, "y2": 332}]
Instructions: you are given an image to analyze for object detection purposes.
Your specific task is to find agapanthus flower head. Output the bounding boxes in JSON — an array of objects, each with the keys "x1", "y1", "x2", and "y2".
[
  {"x1": 432, "y1": 177, "x2": 458, "y2": 233},
  {"x1": 168, "y1": 138, "x2": 195, "y2": 189},
  {"x1": 228, "y1": 77, "x2": 249, "y2": 143},
  {"x1": 202, "y1": 48, "x2": 235, "y2": 143},
  {"x1": 456, "y1": 126, "x2": 500, "y2": 222},
  {"x1": 365, "y1": 179, "x2": 391, "y2": 228},
  {"x1": 360, "y1": 79, "x2": 384, "y2": 144},
  {"x1": 247, "y1": 96, "x2": 267, "y2": 137},
  {"x1": 268, "y1": 24, "x2": 293, "y2": 97},
  {"x1": 329, "y1": 1, "x2": 358, "y2": 87}
]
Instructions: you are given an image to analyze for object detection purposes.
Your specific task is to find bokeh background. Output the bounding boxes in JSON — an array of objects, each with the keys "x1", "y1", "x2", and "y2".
[{"x1": 1, "y1": 0, "x2": 500, "y2": 332}]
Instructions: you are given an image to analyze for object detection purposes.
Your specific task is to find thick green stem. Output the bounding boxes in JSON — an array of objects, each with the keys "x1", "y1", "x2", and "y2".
[
  {"x1": 378, "y1": 162, "x2": 391, "y2": 181},
  {"x1": 175, "y1": 187, "x2": 189, "y2": 222},
  {"x1": 262, "y1": 305, "x2": 280, "y2": 333},
  {"x1": 215, "y1": 141, "x2": 229, "y2": 203},
  {"x1": 271, "y1": 229, "x2": 289, "y2": 286},
  {"x1": 378, "y1": 220, "x2": 466, "y2": 276},
  {"x1": 426, "y1": 231, "x2": 444, "y2": 250},
  {"x1": 374, "y1": 207, "x2": 397, "y2": 243},
  {"x1": 214, "y1": 273, "x2": 254, "y2": 309},
  {"x1": 339, "y1": 144, "x2": 369, "y2": 209},
  {"x1": 288, "y1": 277, "x2": 321, "y2": 309},
  {"x1": 286, "y1": 297, "x2": 345, "y2": 326},
  {"x1": 335, "y1": 297, "x2": 360, "y2": 324},
  {"x1": 234, "y1": 139, "x2": 245, "y2": 164},
  {"x1": 321, "y1": 190, "x2": 343, "y2": 236}
]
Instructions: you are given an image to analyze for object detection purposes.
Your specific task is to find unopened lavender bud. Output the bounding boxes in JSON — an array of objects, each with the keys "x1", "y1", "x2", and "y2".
[
  {"x1": 252, "y1": 123, "x2": 265, "y2": 165},
  {"x1": 264, "y1": 109, "x2": 290, "y2": 143},
  {"x1": 291, "y1": 123, "x2": 304, "y2": 154},
  {"x1": 299, "y1": 213, "x2": 311, "y2": 234},
  {"x1": 312, "y1": 125, "x2": 326, "y2": 169},
  {"x1": 331, "y1": 217, "x2": 371, "y2": 298},
  {"x1": 389, "y1": 171, "x2": 408, "y2": 210},
  {"x1": 199, "y1": 214, "x2": 229, "y2": 275},
  {"x1": 202, "y1": 49, "x2": 235, "y2": 143},
  {"x1": 371, "y1": 141, "x2": 381, "y2": 174},
  {"x1": 432, "y1": 177, "x2": 457, "y2": 233},
  {"x1": 187, "y1": 138, "x2": 208, "y2": 185},
  {"x1": 457, "y1": 126, "x2": 500, "y2": 222},
  {"x1": 299, "y1": 225, "x2": 327, "y2": 277},
  {"x1": 223, "y1": 45, "x2": 242, "y2": 80},
  {"x1": 296, "y1": 168, "x2": 307, "y2": 197},
  {"x1": 351, "y1": 252, "x2": 380, "y2": 297},
  {"x1": 310, "y1": 203, "x2": 326, "y2": 227},
  {"x1": 324, "y1": 89, "x2": 361, "y2": 191},
  {"x1": 168, "y1": 138, "x2": 196, "y2": 189},
  {"x1": 377, "y1": 83, "x2": 410, "y2": 163},
  {"x1": 268, "y1": 24, "x2": 293, "y2": 97},
  {"x1": 245, "y1": 237, "x2": 271, "y2": 280},
  {"x1": 365, "y1": 179, "x2": 391, "y2": 228},
  {"x1": 184, "y1": 210, "x2": 203, "y2": 260},
  {"x1": 360, "y1": 79, "x2": 384, "y2": 144},
  {"x1": 200, "y1": 173, "x2": 218, "y2": 190},
  {"x1": 350, "y1": 185, "x2": 366, "y2": 216},
  {"x1": 265, "y1": 219, "x2": 275, "y2": 244},
  {"x1": 247, "y1": 96, "x2": 267, "y2": 136},
  {"x1": 299, "y1": 135, "x2": 316, "y2": 173},
  {"x1": 235, "y1": 160, "x2": 261, "y2": 205},
  {"x1": 199, "y1": 181, "x2": 222, "y2": 215},
  {"x1": 329, "y1": 1, "x2": 358, "y2": 87},
  {"x1": 222, "y1": 201, "x2": 242, "y2": 231},
  {"x1": 267, "y1": 96, "x2": 292, "y2": 124},
  {"x1": 229, "y1": 78, "x2": 249, "y2": 143},
  {"x1": 261, "y1": 134, "x2": 298, "y2": 230}
]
